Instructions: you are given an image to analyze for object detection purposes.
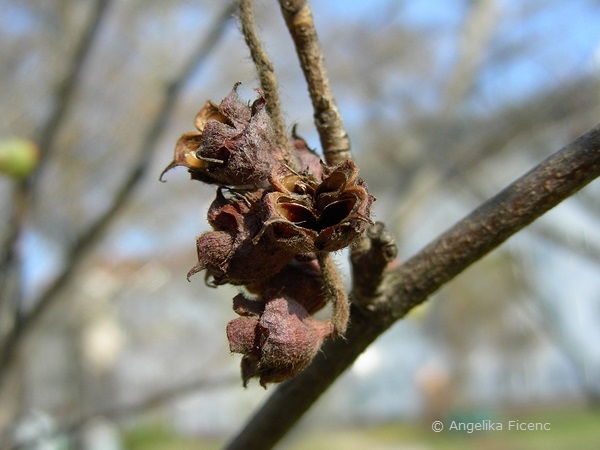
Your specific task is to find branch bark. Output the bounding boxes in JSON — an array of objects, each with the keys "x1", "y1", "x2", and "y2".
[
  {"x1": 225, "y1": 123, "x2": 600, "y2": 449},
  {"x1": 278, "y1": 0, "x2": 351, "y2": 165}
]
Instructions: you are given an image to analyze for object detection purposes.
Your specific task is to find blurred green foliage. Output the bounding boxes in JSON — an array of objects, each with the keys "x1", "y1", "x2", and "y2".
[{"x1": 123, "y1": 423, "x2": 223, "y2": 450}]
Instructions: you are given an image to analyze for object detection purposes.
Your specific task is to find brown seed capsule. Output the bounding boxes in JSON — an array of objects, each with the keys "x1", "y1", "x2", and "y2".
[
  {"x1": 258, "y1": 160, "x2": 375, "y2": 253},
  {"x1": 245, "y1": 256, "x2": 328, "y2": 314},
  {"x1": 226, "y1": 294, "x2": 333, "y2": 387},
  {"x1": 160, "y1": 83, "x2": 278, "y2": 187},
  {"x1": 188, "y1": 188, "x2": 294, "y2": 286},
  {"x1": 290, "y1": 128, "x2": 323, "y2": 179}
]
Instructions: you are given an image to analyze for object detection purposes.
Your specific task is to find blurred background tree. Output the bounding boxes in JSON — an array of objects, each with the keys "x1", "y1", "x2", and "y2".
[{"x1": 1, "y1": 0, "x2": 599, "y2": 448}]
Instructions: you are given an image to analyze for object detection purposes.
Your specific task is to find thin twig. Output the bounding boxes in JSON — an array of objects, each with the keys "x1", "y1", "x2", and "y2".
[
  {"x1": 0, "y1": 3, "x2": 237, "y2": 392},
  {"x1": 391, "y1": 76, "x2": 600, "y2": 226},
  {"x1": 35, "y1": 0, "x2": 113, "y2": 175},
  {"x1": 278, "y1": 0, "x2": 351, "y2": 165},
  {"x1": 441, "y1": 0, "x2": 497, "y2": 115},
  {"x1": 225, "y1": 123, "x2": 600, "y2": 450},
  {"x1": 238, "y1": 0, "x2": 293, "y2": 166}
]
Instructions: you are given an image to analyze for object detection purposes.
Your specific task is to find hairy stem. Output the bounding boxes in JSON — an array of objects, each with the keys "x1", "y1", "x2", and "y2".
[
  {"x1": 238, "y1": 0, "x2": 294, "y2": 167},
  {"x1": 317, "y1": 251, "x2": 349, "y2": 335}
]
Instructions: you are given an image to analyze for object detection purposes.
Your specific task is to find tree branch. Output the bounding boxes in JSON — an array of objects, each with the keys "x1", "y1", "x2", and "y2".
[
  {"x1": 225, "y1": 123, "x2": 600, "y2": 449},
  {"x1": 35, "y1": 0, "x2": 113, "y2": 171},
  {"x1": 0, "y1": 3, "x2": 236, "y2": 392},
  {"x1": 441, "y1": 0, "x2": 497, "y2": 114},
  {"x1": 278, "y1": 0, "x2": 351, "y2": 165}
]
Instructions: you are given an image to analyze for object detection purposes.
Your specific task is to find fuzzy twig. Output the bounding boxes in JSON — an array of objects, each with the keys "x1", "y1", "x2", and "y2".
[
  {"x1": 278, "y1": 0, "x2": 351, "y2": 165},
  {"x1": 238, "y1": 0, "x2": 294, "y2": 167},
  {"x1": 317, "y1": 251, "x2": 349, "y2": 335},
  {"x1": 225, "y1": 123, "x2": 600, "y2": 450}
]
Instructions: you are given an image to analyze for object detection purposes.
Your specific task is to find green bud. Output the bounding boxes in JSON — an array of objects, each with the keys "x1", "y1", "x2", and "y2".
[{"x1": 0, "y1": 138, "x2": 39, "y2": 179}]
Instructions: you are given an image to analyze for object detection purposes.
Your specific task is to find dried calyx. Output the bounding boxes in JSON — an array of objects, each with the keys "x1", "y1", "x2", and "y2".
[
  {"x1": 162, "y1": 84, "x2": 374, "y2": 386},
  {"x1": 227, "y1": 294, "x2": 333, "y2": 387},
  {"x1": 260, "y1": 159, "x2": 373, "y2": 253},
  {"x1": 160, "y1": 82, "x2": 279, "y2": 187}
]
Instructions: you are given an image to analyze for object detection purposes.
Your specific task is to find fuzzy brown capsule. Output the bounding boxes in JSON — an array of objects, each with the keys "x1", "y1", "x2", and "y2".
[
  {"x1": 227, "y1": 294, "x2": 333, "y2": 387},
  {"x1": 187, "y1": 188, "x2": 294, "y2": 286},
  {"x1": 163, "y1": 85, "x2": 376, "y2": 387},
  {"x1": 245, "y1": 256, "x2": 328, "y2": 314},
  {"x1": 258, "y1": 160, "x2": 375, "y2": 253},
  {"x1": 160, "y1": 83, "x2": 278, "y2": 186}
]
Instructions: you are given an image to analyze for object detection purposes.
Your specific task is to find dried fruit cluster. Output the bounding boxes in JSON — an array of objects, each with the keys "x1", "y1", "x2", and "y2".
[{"x1": 162, "y1": 84, "x2": 374, "y2": 386}]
